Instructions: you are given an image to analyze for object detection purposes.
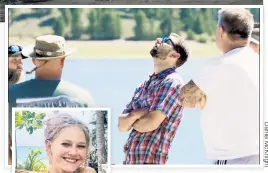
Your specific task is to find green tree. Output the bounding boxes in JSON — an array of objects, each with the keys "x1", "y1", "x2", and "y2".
[
  {"x1": 70, "y1": 9, "x2": 83, "y2": 39},
  {"x1": 15, "y1": 111, "x2": 46, "y2": 134},
  {"x1": 32, "y1": 8, "x2": 52, "y2": 17},
  {"x1": 54, "y1": 18, "x2": 65, "y2": 36},
  {"x1": 194, "y1": 9, "x2": 206, "y2": 34},
  {"x1": 212, "y1": 8, "x2": 220, "y2": 21},
  {"x1": 115, "y1": 13, "x2": 122, "y2": 38},
  {"x1": 88, "y1": 9, "x2": 121, "y2": 40},
  {"x1": 202, "y1": 9, "x2": 217, "y2": 35},
  {"x1": 134, "y1": 10, "x2": 151, "y2": 40},
  {"x1": 143, "y1": 8, "x2": 158, "y2": 19},
  {"x1": 99, "y1": 10, "x2": 121, "y2": 40},
  {"x1": 159, "y1": 9, "x2": 182, "y2": 36},
  {"x1": 88, "y1": 9, "x2": 100, "y2": 40},
  {"x1": 187, "y1": 29, "x2": 196, "y2": 40},
  {"x1": 16, "y1": 148, "x2": 47, "y2": 172},
  {"x1": 8, "y1": 8, "x2": 16, "y2": 25},
  {"x1": 15, "y1": 111, "x2": 46, "y2": 168},
  {"x1": 61, "y1": 8, "x2": 72, "y2": 26},
  {"x1": 180, "y1": 9, "x2": 197, "y2": 31},
  {"x1": 160, "y1": 17, "x2": 172, "y2": 37},
  {"x1": 249, "y1": 8, "x2": 260, "y2": 22}
]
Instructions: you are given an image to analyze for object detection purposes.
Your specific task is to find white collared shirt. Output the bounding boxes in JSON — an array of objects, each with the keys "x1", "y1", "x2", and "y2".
[{"x1": 193, "y1": 46, "x2": 259, "y2": 160}]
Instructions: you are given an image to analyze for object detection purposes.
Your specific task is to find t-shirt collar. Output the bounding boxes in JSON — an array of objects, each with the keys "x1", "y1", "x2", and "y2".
[
  {"x1": 150, "y1": 67, "x2": 176, "y2": 79},
  {"x1": 222, "y1": 46, "x2": 247, "y2": 58}
]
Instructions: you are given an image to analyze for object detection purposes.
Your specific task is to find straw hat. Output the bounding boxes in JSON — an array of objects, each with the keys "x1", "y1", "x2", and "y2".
[{"x1": 22, "y1": 35, "x2": 75, "y2": 60}]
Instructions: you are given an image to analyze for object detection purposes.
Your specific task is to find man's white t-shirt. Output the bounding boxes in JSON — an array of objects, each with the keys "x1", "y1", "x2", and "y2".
[{"x1": 193, "y1": 47, "x2": 259, "y2": 160}]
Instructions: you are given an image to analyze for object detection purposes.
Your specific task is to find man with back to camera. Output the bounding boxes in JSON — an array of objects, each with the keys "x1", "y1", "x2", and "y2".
[
  {"x1": 8, "y1": 35, "x2": 95, "y2": 164},
  {"x1": 179, "y1": 8, "x2": 259, "y2": 165},
  {"x1": 118, "y1": 33, "x2": 190, "y2": 164}
]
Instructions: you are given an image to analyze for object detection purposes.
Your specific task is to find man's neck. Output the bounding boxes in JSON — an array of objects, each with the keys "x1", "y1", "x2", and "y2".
[
  {"x1": 154, "y1": 65, "x2": 173, "y2": 74},
  {"x1": 222, "y1": 40, "x2": 248, "y2": 54},
  {"x1": 222, "y1": 45, "x2": 246, "y2": 54},
  {"x1": 35, "y1": 74, "x2": 62, "y2": 80}
]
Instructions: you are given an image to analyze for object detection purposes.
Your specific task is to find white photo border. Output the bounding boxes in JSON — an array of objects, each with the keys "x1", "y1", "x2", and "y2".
[
  {"x1": 5, "y1": 5, "x2": 263, "y2": 170},
  {"x1": 11, "y1": 107, "x2": 111, "y2": 173}
]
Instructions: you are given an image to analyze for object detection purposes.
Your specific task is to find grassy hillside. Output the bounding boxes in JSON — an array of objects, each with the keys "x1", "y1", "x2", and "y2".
[{"x1": 9, "y1": 8, "x2": 221, "y2": 58}]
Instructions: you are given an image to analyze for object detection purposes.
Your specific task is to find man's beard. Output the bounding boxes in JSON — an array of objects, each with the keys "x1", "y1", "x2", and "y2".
[
  {"x1": 150, "y1": 46, "x2": 158, "y2": 57},
  {"x1": 8, "y1": 69, "x2": 21, "y2": 86},
  {"x1": 150, "y1": 46, "x2": 169, "y2": 60}
]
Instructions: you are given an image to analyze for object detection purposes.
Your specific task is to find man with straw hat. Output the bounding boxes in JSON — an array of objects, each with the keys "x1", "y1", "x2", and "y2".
[{"x1": 8, "y1": 35, "x2": 95, "y2": 164}]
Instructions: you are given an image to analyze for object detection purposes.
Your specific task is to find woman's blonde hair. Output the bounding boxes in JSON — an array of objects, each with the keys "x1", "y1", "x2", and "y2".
[{"x1": 44, "y1": 113, "x2": 90, "y2": 147}]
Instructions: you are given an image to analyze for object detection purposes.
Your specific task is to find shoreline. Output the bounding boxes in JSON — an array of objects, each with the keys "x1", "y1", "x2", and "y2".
[{"x1": 9, "y1": 37, "x2": 221, "y2": 58}]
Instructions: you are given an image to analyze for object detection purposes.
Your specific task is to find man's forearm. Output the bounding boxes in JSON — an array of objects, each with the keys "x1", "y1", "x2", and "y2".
[
  {"x1": 133, "y1": 110, "x2": 165, "y2": 133},
  {"x1": 118, "y1": 113, "x2": 139, "y2": 132},
  {"x1": 133, "y1": 115, "x2": 153, "y2": 133},
  {"x1": 118, "y1": 109, "x2": 148, "y2": 132}
]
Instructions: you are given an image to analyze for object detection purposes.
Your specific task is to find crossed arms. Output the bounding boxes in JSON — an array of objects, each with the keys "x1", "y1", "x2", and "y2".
[
  {"x1": 118, "y1": 109, "x2": 166, "y2": 133},
  {"x1": 118, "y1": 79, "x2": 205, "y2": 133}
]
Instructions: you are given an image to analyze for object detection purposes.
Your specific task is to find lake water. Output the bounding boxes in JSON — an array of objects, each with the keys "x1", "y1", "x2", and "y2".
[{"x1": 19, "y1": 57, "x2": 213, "y2": 164}]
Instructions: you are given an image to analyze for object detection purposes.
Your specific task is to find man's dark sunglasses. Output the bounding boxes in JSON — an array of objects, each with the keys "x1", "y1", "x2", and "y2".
[
  {"x1": 8, "y1": 45, "x2": 22, "y2": 56},
  {"x1": 162, "y1": 37, "x2": 180, "y2": 53}
]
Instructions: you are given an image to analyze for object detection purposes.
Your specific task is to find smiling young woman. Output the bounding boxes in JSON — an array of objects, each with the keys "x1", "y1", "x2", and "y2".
[{"x1": 43, "y1": 114, "x2": 96, "y2": 173}]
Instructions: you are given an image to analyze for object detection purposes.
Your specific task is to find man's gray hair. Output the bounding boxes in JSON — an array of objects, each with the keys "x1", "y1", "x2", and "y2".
[
  {"x1": 218, "y1": 8, "x2": 254, "y2": 40},
  {"x1": 44, "y1": 113, "x2": 90, "y2": 147}
]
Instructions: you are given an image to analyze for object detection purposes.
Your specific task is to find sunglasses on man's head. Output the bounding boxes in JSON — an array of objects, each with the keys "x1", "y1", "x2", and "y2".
[
  {"x1": 161, "y1": 37, "x2": 180, "y2": 53},
  {"x1": 8, "y1": 45, "x2": 22, "y2": 56}
]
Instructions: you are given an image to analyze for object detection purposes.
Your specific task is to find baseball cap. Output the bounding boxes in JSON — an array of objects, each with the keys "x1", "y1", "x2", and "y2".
[{"x1": 8, "y1": 45, "x2": 27, "y2": 59}]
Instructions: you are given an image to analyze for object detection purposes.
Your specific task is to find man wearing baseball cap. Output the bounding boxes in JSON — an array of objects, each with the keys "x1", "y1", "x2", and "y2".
[
  {"x1": 8, "y1": 45, "x2": 27, "y2": 86},
  {"x1": 8, "y1": 35, "x2": 95, "y2": 164}
]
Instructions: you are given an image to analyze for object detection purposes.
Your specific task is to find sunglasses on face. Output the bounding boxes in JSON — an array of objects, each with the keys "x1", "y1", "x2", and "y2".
[
  {"x1": 161, "y1": 37, "x2": 180, "y2": 53},
  {"x1": 8, "y1": 45, "x2": 22, "y2": 56}
]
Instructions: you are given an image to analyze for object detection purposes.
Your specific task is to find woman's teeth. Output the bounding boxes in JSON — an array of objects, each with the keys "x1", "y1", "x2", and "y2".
[{"x1": 64, "y1": 157, "x2": 78, "y2": 163}]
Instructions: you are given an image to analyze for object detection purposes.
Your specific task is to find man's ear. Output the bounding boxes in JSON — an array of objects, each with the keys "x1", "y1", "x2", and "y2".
[
  {"x1": 219, "y1": 26, "x2": 225, "y2": 39},
  {"x1": 32, "y1": 59, "x2": 36, "y2": 65},
  {"x1": 60, "y1": 58, "x2": 65, "y2": 68},
  {"x1": 171, "y1": 51, "x2": 180, "y2": 59}
]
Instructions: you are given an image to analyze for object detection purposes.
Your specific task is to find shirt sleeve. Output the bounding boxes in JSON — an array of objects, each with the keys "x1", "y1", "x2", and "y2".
[
  {"x1": 192, "y1": 61, "x2": 214, "y2": 92},
  {"x1": 149, "y1": 80, "x2": 181, "y2": 118},
  {"x1": 122, "y1": 86, "x2": 142, "y2": 114}
]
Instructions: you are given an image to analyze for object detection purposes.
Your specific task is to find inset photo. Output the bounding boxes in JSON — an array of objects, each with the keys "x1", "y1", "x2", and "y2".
[{"x1": 12, "y1": 108, "x2": 110, "y2": 173}]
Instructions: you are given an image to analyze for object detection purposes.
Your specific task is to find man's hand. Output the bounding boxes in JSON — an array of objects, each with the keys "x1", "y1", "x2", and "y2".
[{"x1": 179, "y1": 80, "x2": 206, "y2": 109}]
